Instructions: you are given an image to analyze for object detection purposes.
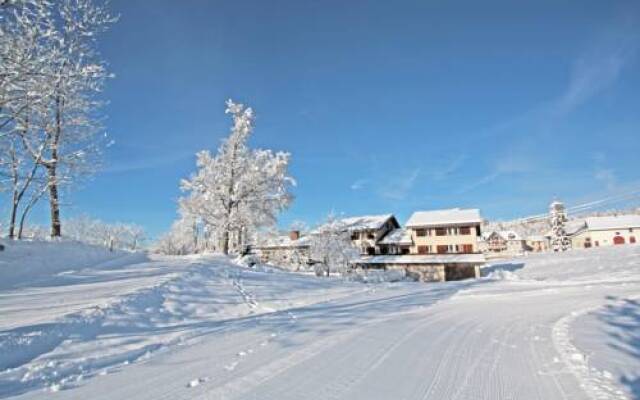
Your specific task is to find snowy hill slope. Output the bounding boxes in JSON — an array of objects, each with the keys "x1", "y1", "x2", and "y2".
[
  {"x1": 1, "y1": 242, "x2": 639, "y2": 399},
  {"x1": 0, "y1": 242, "x2": 368, "y2": 397},
  {"x1": 0, "y1": 240, "x2": 144, "y2": 290}
]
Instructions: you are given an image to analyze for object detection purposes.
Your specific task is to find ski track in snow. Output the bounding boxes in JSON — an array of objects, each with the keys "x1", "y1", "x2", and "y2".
[{"x1": 1, "y1": 243, "x2": 639, "y2": 399}]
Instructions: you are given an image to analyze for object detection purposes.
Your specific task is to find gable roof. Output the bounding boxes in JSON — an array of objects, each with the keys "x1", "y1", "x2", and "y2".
[
  {"x1": 406, "y1": 208, "x2": 482, "y2": 228},
  {"x1": 584, "y1": 215, "x2": 640, "y2": 231},
  {"x1": 378, "y1": 228, "x2": 413, "y2": 245},
  {"x1": 252, "y1": 235, "x2": 310, "y2": 249},
  {"x1": 339, "y1": 214, "x2": 397, "y2": 231}
]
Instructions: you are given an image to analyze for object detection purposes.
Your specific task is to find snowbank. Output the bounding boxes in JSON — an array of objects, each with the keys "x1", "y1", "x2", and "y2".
[{"x1": 0, "y1": 240, "x2": 145, "y2": 290}]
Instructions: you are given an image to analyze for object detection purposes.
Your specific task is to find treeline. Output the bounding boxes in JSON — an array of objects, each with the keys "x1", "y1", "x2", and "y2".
[{"x1": 4, "y1": 215, "x2": 146, "y2": 251}]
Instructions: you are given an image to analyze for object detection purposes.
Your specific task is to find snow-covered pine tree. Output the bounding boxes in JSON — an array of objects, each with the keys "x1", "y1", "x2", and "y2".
[
  {"x1": 180, "y1": 100, "x2": 294, "y2": 255},
  {"x1": 549, "y1": 200, "x2": 570, "y2": 252}
]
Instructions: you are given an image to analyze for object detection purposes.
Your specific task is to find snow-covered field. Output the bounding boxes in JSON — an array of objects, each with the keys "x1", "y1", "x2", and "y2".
[{"x1": 1, "y1": 241, "x2": 638, "y2": 399}]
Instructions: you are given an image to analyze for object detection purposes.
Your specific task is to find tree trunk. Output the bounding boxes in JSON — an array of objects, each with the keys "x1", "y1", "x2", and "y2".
[
  {"x1": 47, "y1": 94, "x2": 62, "y2": 238},
  {"x1": 8, "y1": 192, "x2": 18, "y2": 239},
  {"x1": 17, "y1": 190, "x2": 41, "y2": 239},
  {"x1": 47, "y1": 165, "x2": 61, "y2": 238},
  {"x1": 222, "y1": 230, "x2": 229, "y2": 255},
  {"x1": 8, "y1": 145, "x2": 18, "y2": 239}
]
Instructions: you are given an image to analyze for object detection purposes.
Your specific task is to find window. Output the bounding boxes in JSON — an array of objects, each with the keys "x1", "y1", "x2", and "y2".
[
  {"x1": 366, "y1": 247, "x2": 376, "y2": 255},
  {"x1": 380, "y1": 246, "x2": 388, "y2": 254},
  {"x1": 401, "y1": 247, "x2": 410, "y2": 255},
  {"x1": 460, "y1": 226, "x2": 471, "y2": 235},
  {"x1": 435, "y1": 228, "x2": 447, "y2": 236},
  {"x1": 437, "y1": 245, "x2": 448, "y2": 254},
  {"x1": 417, "y1": 245, "x2": 429, "y2": 254},
  {"x1": 367, "y1": 232, "x2": 375, "y2": 240},
  {"x1": 631, "y1": 236, "x2": 636, "y2": 244},
  {"x1": 416, "y1": 229, "x2": 427, "y2": 237},
  {"x1": 462, "y1": 244, "x2": 473, "y2": 253},
  {"x1": 351, "y1": 232, "x2": 359, "y2": 240}
]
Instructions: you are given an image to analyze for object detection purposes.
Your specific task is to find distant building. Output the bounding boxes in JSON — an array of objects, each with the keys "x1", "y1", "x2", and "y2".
[
  {"x1": 250, "y1": 230, "x2": 311, "y2": 268},
  {"x1": 526, "y1": 235, "x2": 550, "y2": 252},
  {"x1": 480, "y1": 230, "x2": 527, "y2": 255},
  {"x1": 352, "y1": 208, "x2": 485, "y2": 282},
  {"x1": 570, "y1": 215, "x2": 640, "y2": 248}
]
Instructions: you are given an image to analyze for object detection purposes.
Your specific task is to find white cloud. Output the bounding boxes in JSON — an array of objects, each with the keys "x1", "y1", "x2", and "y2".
[{"x1": 350, "y1": 179, "x2": 369, "y2": 191}]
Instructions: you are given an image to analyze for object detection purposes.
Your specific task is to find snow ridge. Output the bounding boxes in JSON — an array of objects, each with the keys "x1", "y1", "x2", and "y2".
[{"x1": 552, "y1": 306, "x2": 630, "y2": 400}]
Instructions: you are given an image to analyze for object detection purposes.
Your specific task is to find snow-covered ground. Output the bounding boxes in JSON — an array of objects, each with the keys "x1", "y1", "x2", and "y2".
[{"x1": 1, "y1": 241, "x2": 639, "y2": 399}]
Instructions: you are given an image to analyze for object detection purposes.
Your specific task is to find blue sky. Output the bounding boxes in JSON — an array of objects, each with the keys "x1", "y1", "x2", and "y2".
[{"x1": 35, "y1": 0, "x2": 640, "y2": 239}]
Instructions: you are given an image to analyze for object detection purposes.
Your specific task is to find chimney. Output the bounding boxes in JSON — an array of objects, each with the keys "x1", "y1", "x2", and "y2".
[{"x1": 289, "y1": 230, "x2": 300, "y2": 241}]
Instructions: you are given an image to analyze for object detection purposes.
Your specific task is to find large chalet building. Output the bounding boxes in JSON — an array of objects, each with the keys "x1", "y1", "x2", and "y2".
[
  {"x1": 252, "y1": 208, "x2": 487, "y2": 283},
  {"x1": 352, "y1": 208, "x2": 486, "y2": 282}
]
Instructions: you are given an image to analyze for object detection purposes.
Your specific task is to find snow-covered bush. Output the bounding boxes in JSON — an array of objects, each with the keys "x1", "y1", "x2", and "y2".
[
  {"x1": 309, "y1": 214, "x2": 359, "y2": 277},
  {"x1": 485, "y1": 269, "x2": 520, "y2": 281},
  {"x1": 237, "y1": 254, "x2": 260, "y2": 268},
  {"x1": 314, "y1": 263, "x2": 328, "y2": 277}
]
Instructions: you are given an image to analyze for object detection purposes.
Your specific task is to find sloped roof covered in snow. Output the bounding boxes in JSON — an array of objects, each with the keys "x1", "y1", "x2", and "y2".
[
  {"x1": 252, "y1": 235, "x2": 310, "y2": 249},
  {"x1": 406, "y1": 208, "x2": 482, "y2": 228},
  {"x1": 352, "y1": 254, "x2": 486, "y2": 265},
  {"x1": 527, "y1": 235, "x2": 548, "y2": 242},
  {"x1": 584, "y1": 215, "x2": 640, "y2": 231},
  {"x1": 498, "y1": 230, "x2": 523, "y2": 241},
  {"x1": 338, "y1": 214, "x2": 397, "y2": 231},
  {"x1": 378, "y1": 228, "x2": 413, "y2": 245},
  {"x1": 481, "y1": 230, "x2": 522, "y2": 242}
]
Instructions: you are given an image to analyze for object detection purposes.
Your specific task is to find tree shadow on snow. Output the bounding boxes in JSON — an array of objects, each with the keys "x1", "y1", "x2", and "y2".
[
  {"x1": 0, "y1": 263, "x2": 479, "y2": 398},
  {"x1": 480, "y1": 262, "x2": 525, "y2": 277},
  {"x1": 598, "y1": 296, "x2": 640, "y2": 399}
]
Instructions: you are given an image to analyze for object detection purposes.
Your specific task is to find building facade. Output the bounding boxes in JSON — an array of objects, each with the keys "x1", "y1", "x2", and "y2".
[
  {"x1": 250, "y1": 230, "x2": 311, "y2": 269},
  {"x1": 353, "y1": 208, "x2": 486, "y2": 282},
  {"x1": 339, "y1": 214, "x2": 400, "y2": 255},
  {"x1": 526, "y1": 235, "x2": 550, "y2": 252},
  {"x1": 570, "y1": 215, "x2": 640, "y2": 248},
  {"x1": 480, "y1": 230, "x2": 527, "y2": 255}
]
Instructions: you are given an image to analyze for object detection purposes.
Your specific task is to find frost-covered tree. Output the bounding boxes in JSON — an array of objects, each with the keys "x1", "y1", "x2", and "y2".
[
  {"x1": 180, "y1": 99, "x2": 294, "y2": 254},
  {"x1": 64, "y1": 215, "x2": 147, "y2": 251},
  {"x1": 1, "y1": 0, "x2": 117, "y2": 238},
  {"x1": 0, "y1": 1, "x2": 52, "y2": 238},
  {"x1": 153, "y1": 214, "x2": 201, "y2": 255},
  {"x1": 309, "y1": 214, "x2": 359, "y2": 277}
]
